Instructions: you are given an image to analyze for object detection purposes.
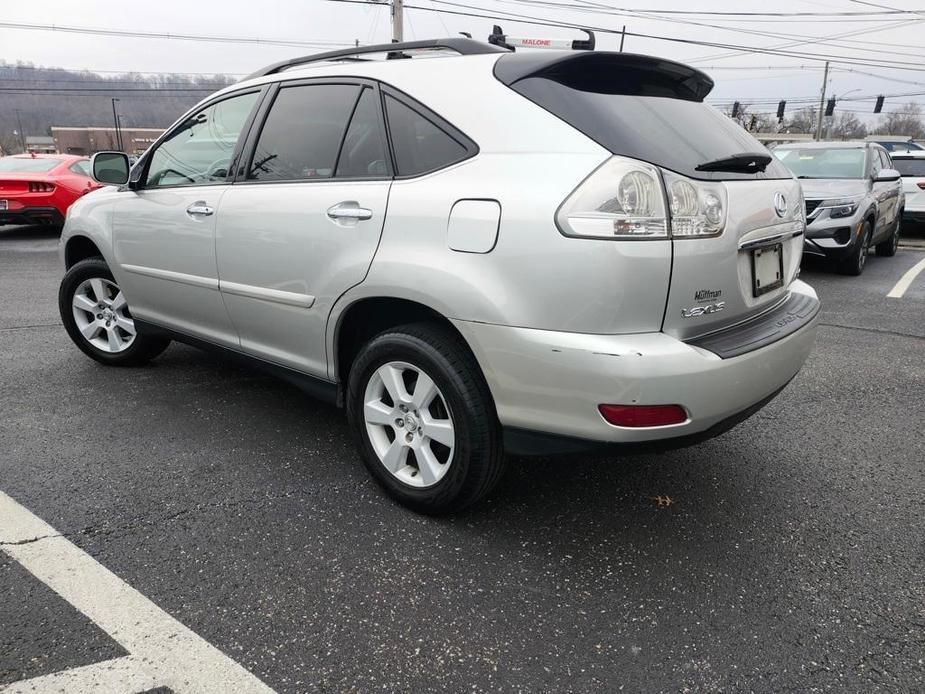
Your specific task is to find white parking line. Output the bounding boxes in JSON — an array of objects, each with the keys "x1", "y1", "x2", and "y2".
[
  {"x1": 887, "y1": 256, "x2": 925, "y2": 298},
  {"x1": 0, "y1": 491, "x2": 275, "y2": 693}
]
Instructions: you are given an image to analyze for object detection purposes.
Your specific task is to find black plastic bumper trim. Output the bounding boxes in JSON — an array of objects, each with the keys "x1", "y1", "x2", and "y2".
[{"x1": 686, "y1": 291, "x2": 819, "y2": 360}]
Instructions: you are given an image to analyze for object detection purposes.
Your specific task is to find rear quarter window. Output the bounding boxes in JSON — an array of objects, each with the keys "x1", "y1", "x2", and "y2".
[{"x1": 383, "y1": 92, "x2": 475, "y2": 177}]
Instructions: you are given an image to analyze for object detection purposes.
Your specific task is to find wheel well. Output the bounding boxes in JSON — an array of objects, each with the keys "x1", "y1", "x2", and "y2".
[
  {"x1": 335, "y1": 298, "x2": 467, "y2": 384},
  {"x1": 65, "y1": 236, "x2": 103, "y2": 268}
]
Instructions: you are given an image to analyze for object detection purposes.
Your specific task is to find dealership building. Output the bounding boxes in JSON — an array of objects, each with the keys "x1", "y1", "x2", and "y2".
[{"x1": 50, "y1": 127, "x2": 164, "y2": 156}]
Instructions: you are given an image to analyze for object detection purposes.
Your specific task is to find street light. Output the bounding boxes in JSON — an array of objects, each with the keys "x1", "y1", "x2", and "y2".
[{"x1": 111, "y1": 98, "x2": 122, "y2": 151}]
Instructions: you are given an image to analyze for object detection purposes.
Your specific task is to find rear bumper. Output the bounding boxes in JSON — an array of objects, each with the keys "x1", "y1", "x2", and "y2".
[
  {"x1": 903, "y1": 208, "x2": 925, "y2": 224},
  {"x1": 0, "y1": 206, "x2": 65, "y2": 227},
  {"x1": 453, "y1": 280, "x2": 818, "y2": 452}
]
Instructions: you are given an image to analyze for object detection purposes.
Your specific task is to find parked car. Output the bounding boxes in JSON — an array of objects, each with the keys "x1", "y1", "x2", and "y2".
[
  {"x1": 889, "y1": 150, "x2": 925, "y2": 226},
  {"x1": 868, "y1": 138, "x2": 924, "y2": 153},
  {"x1": 57, "y1": 39, "x2": 819, "y2": 512},
  {"x1": 0, "y1": 154, "x2": 100, "y2": 228},
  {"x1": 773, "y1": 141, "x2": 903, "y2": 274}
]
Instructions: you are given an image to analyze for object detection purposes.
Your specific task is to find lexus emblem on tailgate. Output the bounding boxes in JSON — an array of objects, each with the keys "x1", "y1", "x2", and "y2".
[{"x1": 774, "y1": 192, "x2": 787, "y2": 218}]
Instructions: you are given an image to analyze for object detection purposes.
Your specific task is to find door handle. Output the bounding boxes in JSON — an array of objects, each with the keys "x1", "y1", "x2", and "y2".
[
  {"x1": 327, "y1": 201, "x2": 373, "y2": 222},
  {"x1": 186, "y1": 201, "x2": 214, "y2": 217}
]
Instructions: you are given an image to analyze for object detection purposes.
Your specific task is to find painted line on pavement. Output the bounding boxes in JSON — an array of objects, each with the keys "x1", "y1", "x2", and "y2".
[
  {"x1": 0, "y1": 490, "x2": 275, "y2": 693},
  {"x1": 887, "y1": 256, "x2": 925, "y2": 298}
]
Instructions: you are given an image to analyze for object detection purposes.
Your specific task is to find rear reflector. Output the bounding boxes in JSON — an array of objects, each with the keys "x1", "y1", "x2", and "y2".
[{"x1": 598, "y1": 404, "x2": 687, "y2": 427}]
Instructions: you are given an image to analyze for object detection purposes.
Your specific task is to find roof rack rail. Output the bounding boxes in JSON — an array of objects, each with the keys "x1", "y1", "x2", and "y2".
[{"x1": 245, "y1": 38, "x2": 509, "y2": 80}]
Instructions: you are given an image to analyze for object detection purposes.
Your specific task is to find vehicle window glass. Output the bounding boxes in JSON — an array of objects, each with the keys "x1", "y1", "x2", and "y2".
[
  {"x1": 879, "y1": 150, "x2": 892, "y2": 169},
  {"x1": 69, "y1": 160, "x2": 91, "y2": 177},
  {"x1": 249, "y1": 84, "x2": 360, "y2": 181},
  {"x1": 0, "y1": 157, "x2": 61, "y2": 173},
  {"x1": 145, "y1": 92, "x2": 258, "y2": 188},
  {"x1": 892, "y1": 158, "x2": 925, "y2": 176},
  {"x1": 335, "y1": 88, "x2": 389, "y2": 178},
  {"x1": 384, "y1": 95, "x2": 469, "y2": 176},
  {"x1": 773, "y1": 148, "x2": 866, "y2": 179},
  {"x1": 869, "y1": 149, "x2": 883, "y2": 177}
]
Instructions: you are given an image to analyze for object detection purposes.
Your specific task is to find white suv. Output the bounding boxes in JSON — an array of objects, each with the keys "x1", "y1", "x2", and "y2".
[{"x1": 58, "y1": 39, "x2": 819, "y2": 512}]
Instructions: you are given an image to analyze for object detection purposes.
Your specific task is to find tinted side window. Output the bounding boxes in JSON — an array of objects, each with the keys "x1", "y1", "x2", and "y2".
[
  {"x1": 869, "y1": 149, "x2": 883, "y2": 177},
  {"x1": 879, "y1": 150, "x2": 892, "y2": 169},
  {"x1": 145, "y1": 92, "x2": 258, "y2": 188},
  {"x1": 335, "y1": 88, "x2": 389, "y2": 178},
  {"x1": 249, "y1": 84, "x2": 360, "y2": 181},
  {"x1": 384, "y1": 95, "x2": 469, "y2": 176}
]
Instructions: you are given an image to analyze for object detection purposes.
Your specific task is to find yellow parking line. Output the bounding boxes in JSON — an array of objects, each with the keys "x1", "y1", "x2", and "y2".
[{"x1": 887, "y1": 257, "x2": 925, "y2": 299}]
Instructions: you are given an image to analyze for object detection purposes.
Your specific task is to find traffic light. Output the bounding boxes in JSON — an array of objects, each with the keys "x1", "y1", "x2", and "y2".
[
  {"x1": 825, "y1": 97, "x2": 835, "y2": 116},
  {"x1": 874, "y1": 96, "x2": 884, "y2": 114},
  {"x1": 777, "y1": 100, "x2": 786, "y2": 123},
  {"x1": 731, "y1": 101, "x2": 740, "y2": 118}
]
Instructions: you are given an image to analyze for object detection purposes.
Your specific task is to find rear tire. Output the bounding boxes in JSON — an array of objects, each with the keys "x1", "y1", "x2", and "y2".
[
  {"x1": 59, "y1": 257, "x2": 170, "y2": 366},
  {"x1": 346, "y1": 323, "x2": 504, "y2": 514},
  {"x1": 876, "y1": 213, "x2": 901, "y2": 257},
  {"x1": 838, "y1": 220, "x2": 872, "y2": 276}
]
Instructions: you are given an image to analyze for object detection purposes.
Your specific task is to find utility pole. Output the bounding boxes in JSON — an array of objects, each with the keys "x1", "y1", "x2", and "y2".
[
  {"x1": 111, "y1": 98, "x2": 122, "y2": 151},
  {"x1": 815, "y1": 61, "x2": 829, "y2": 141},
  {"x1": 392, "y1": 0, "x2": 403, "y2": 42},
  {"x1": 14, "y1": 109, "x2": 26, "y2": 153},
  {"x1": 619, "y1": 25, "x2": 626, "y2": 52}
]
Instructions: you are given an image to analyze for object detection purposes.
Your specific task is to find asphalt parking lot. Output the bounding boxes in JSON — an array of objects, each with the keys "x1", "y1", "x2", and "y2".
[{"x1": 1, "y1": 225, "x2": 923, "y2": 693}]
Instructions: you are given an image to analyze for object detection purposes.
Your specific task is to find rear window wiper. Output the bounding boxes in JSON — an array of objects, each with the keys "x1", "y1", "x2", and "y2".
[{"x1": 695, "y1": 152, "x2": 772, "y2": 174}]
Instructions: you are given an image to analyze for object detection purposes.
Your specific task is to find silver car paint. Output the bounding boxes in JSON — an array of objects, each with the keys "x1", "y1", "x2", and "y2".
[{"x1": 62, "y1": 51, "x2": 818, "y2": 444}]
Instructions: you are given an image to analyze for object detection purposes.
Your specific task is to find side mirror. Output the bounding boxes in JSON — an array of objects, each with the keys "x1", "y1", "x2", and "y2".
[
  {"x1": 875, "y1": 168, "x2": 901, "y2": 182},
  {"x1": 91, "y1": 151, "x2": 130, "y2": 185}
]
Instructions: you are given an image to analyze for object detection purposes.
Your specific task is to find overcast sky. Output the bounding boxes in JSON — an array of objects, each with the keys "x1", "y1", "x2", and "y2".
[{"x1": 2, "y1": 0, "x2": 924, "y2": 122}]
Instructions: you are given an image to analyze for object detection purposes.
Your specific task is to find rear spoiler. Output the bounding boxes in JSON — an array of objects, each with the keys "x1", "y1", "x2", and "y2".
[{"x1": 494, "y1": 52, "x2": 714, "y2": 102}]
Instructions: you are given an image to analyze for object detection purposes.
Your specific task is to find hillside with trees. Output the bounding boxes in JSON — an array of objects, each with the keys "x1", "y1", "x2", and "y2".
[{"x1": 0, "y1": 61, "x2": 235, "y2": 154}]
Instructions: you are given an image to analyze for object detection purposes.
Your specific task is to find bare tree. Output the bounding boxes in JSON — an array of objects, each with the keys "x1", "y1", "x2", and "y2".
[
  {"x1": 784, "y1": 107, "x2": 817, "y2": 135},
  {"x1": 827, "y1": 112, "x2": 867, "y2": 140},
  {"x1": 873, "y1": 102, "x2": 925, "y2": 139}
]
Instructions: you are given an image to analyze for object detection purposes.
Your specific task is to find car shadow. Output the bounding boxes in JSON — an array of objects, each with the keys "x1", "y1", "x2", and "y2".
[{"x1": 0, "y1": 224, "x2": 62, "y2": 241}]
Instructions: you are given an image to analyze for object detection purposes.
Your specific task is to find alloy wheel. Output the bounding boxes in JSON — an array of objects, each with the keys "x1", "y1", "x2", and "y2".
[
  {"x1": 71, "y1": 277, "x2": 136, "y2": 353},
  {"x1": 363, "y1": 361, "x2": 456, "y2": 488},
  {"x1": 858, "y1": 229, "x2": 871, "y2": 272}
]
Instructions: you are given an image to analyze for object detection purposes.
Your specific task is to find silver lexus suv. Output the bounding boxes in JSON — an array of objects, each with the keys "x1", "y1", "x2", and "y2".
[{"x1": 58, "y1": 39, "x2": 819, "y2": 512}]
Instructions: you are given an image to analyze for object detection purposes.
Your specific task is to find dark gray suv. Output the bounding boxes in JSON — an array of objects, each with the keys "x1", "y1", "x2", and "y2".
[{"x1": 773, "y1": 141, "x2": 904, "y2": 275}]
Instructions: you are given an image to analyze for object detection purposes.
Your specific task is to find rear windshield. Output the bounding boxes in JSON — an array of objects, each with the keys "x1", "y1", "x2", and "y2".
[
  {"x1": 0, "y1": 157, "x2": 61, "y2": 173},
  {"x1": 773, "y1": 148, "x2": 866, "y2": 179},
  {"x1": 506, "y1": 77, "x2": 791, "y2": 181},
  {"x1": 891, "y1": 158, "x2": 925, "y2": 177}
]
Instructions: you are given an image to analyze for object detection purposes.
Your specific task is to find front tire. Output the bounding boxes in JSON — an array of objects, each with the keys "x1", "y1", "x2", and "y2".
[
  {"x1": 346, "y1": 323, "x2": 504, "y2": 514},
  {"x1": 876, "y1": 213, "x2": 901, "y2": 257},
  {"x1": 838, "y1": 220, "x2": 872, "y2": 276},
  {"x1": 59, "y1": 257, "x2": 169, "y2": 366}
]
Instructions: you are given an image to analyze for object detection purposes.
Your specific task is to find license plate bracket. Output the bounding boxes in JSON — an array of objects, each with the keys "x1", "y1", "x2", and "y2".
[{"x1": 751, "y1": 243, "x2": 784, "y2": 297}]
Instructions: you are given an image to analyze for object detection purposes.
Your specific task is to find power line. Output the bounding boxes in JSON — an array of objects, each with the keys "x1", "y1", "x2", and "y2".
[{"x1": 0, "y1": 21, "x2": 360, "y2": 49}]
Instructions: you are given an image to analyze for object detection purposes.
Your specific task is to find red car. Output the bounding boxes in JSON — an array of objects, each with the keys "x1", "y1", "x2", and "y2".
[{"x1": 0, "y1": 153, "x2": 102, "y2": 228}]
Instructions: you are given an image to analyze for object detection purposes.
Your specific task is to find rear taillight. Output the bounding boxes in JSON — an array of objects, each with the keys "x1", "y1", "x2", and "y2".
[
  {"x1": 557, "y1": 157, "x2": 668, "y2": 239},
  {"x1": 917, "y1": 182, "x2": 925, "y2": 190},
  {"x1": 663, "y1": 170, "x2": 727, "y2": 237},
  {"x1": 27, "y1": 182, "x2": 54, "y2": 193},
  {"x1": 556, "y1": 155, "x2": 727, "y2": 240},
  {"x1": 598, "y1": 404, "x2": 688, "y2": 427}
]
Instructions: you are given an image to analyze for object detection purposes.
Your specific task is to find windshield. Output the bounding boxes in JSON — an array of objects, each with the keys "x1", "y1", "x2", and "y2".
[
  {"x1": 0, "y1": 157, "x2": 61, "y2": 173},
  {"x1": 773, "y1": 148, "x2": 866, "y2": 179},
  {"x1": 892, "y1": 158, "x2": 925, "y2": 177}
]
